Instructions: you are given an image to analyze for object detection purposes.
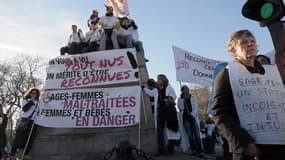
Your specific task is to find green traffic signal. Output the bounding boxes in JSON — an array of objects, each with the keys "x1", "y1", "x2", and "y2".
[
  {"x1": 242, "y1": 0, "x2": 285, "y2": 27},
  {"x1": 261, "y1": 2, "x2": 274, "y2": 19}
]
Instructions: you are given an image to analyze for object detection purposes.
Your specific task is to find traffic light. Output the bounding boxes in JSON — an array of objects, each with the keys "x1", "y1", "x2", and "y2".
[{"x1": 242, "y1": 0, "x2": 285, "y2": 27}]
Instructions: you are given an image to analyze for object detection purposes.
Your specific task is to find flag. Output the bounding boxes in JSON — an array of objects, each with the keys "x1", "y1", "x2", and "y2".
[{"x1": 108, "y1": 0, "x2": 129, "y2": 17}]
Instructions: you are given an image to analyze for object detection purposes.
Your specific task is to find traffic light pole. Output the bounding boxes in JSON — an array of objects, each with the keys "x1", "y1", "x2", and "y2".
[{"x1": 267, "y1": 21, "x2": 285, "y2": 84}]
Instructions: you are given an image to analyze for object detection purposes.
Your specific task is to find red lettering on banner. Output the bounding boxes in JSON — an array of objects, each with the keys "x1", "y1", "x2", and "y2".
[
  {"x1": 60, "y1": 70, "x2": 132, "y2": 88},
  {"x1": 99, "y1": 56, "x2": 124, "y2": 68},
  {"x1": 65, "y1": 61, "x2": 96, "y2": 71},
  {"x1": 63, "y1": 97, "x2": 136, "y2": 109},
  {"x1": 76, "y1": 116, "x2": 89, "y2": 126},
  {"x1": 63, "y1": 100, "x2": 73, "y2": 109},
  {"x1": 92, "y1": 114, "x2": 136, "y2": 126},
  {"x1": 176, "y1": 60, "x2": 189, "y2": 70},
  {"x1": 129, "y1": 96, "x2": 136, "y2": 107}
]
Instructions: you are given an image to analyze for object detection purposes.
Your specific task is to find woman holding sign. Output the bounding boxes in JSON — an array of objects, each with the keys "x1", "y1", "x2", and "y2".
[
  {"x1": 212, "y1": 29, "x2": 285, "y2": 160},
  {"x1": 10, "y1": 88, "x2": 40, "y2": 160}
]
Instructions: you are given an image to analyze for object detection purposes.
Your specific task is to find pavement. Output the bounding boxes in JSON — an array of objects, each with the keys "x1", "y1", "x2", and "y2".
[
  {"x1": 149, "y1": 144, "x2": 223, "y2": 160},
  {"x1": 153, "y1": 151, "x2": 217, "y2": 160}
]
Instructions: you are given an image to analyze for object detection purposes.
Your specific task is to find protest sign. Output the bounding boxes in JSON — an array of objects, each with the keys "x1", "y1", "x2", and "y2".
[
  {"x1": 45, "y1": 49, "x2": 139, "y2": 89},
  {"x1": 229, "y1": 62, "x2": 285, "y2": 144},
  {"x1": 35, "y1": 86, "x2": 140, "y2": 128},
  {"x1": 173, "y1": 46, "x2": 223, "y2": 86}
]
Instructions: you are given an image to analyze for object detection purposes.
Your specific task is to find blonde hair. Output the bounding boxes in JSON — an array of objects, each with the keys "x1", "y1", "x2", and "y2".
[{"x1": 228, "y1": 29, "x2": 255, "y2": 57}]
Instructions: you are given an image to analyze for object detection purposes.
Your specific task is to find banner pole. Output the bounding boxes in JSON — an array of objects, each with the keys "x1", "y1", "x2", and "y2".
[{"x1": 21, "y1": 121, "x2": 35, "y2": 160}]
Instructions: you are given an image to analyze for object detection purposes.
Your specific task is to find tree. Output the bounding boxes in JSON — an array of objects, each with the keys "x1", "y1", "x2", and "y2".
[
  {"x1": 190, "y1": 86, "x2": 210, "y2": 121},
  {"x1": 0, "y1": 55, "x2": 46, "y2": 140}
]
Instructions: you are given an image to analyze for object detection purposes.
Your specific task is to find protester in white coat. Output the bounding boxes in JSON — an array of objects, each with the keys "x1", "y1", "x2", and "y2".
[
  {"x1": 143, "y1": 74, "x2": 179, "y2": 156},
  {"x1": 178, "y1": 85, "x2": 203, "y2": 157},
  {"x1": 11, "y1": 88, "x2": 40, "y2": 160}
]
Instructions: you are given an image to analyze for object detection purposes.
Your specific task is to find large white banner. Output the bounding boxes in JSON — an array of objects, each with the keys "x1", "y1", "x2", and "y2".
[
  {"x1": 173, "y1": 46, "x2": 223, "y2": 86},
  {"x1": 229, "y1": 62, "x2": 285, "y2": 144},
  {"x1": 45, "y1": 49, "x2": 139, "y2": 89},
  {"x1": 35, "y1": 86, "x2": 140, "y2": 128}
]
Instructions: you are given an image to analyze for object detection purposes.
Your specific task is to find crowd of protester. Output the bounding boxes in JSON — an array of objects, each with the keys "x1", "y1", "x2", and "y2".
[
  {"x1": 142, "y1": 50, "x2": 274, "y2": 159},
  {"x1": 60, "y1": 5, "x2": 145, "y2": 58},
  {"x1": 142, "y1": 75, "x2": 224, "y2": 158}
]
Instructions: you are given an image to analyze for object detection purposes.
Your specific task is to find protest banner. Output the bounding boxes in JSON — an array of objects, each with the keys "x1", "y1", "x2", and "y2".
[
  {"x1": 229, "y1": 62, "x2": 285, "y2": 144},
  {"x1": 172, "y1": 45, "x2": 223, "y2": 86},
  {"x1": 45, "y1": 48, "x2": 139, "y2": 89},
  {"x1": 34, "y1": 86, "x2": 140, "y2": 128}
]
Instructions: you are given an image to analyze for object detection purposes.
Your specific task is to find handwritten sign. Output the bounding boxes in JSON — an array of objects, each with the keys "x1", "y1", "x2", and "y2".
[
  {"x1": 172, "y1": 46, "x2": 224, "y2": 86},
  {"x1": 34, "y1": 86, "x2": 140, "y2": 128},
  {"x1": 44, "y1": 49, "x2": 139, "y2": 89},
  {"x1": 229, "y1": 62, "x2": 285, "y2": 144}
]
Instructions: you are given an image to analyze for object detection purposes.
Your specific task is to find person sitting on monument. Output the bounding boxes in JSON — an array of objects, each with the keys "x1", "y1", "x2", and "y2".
[
  {"x1": 87, "y1": 9, "x2": 100, "y2": 28},
  {"x1": 98, "y1": 5, "x2": 120, "y2": 50},
  {"x1": 60, "y1": 24, "x2": 86, "y2": 55},
  {"x1": 82, "y1": 22, "x2": 103, "y2": 53},
  {"x1": 212, "y1": 29, "x2": 285, "y2": 160},
  {"x1": 128, "y1": 18, "x2": 145, "y2": 54},
  {"x1": 127, "y1": 18, "x2": 149, "y2": 62},
  {"x1": 116, "y1": 17, "x2": 133, "y2": 49}
]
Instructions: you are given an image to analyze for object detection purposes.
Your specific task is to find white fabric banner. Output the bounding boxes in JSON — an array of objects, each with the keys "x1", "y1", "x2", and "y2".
[
  {"x1": 45, "y1": 49, "x2": 139, "y2": 89},
  {"x1": 172, "y1": 46, "x2": 223, "y2": 86},
  {"x1": 108, "y1": 0, "x2": 129, "y2": 17},
  {"x1": 229, "y1": 62, "x2": 285, "y2": 144},
  {"x1": 34, "y1": 86, "x2": 140, "y2": 128}
]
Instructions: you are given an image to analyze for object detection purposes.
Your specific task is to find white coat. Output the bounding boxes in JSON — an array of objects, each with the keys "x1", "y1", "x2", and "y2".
[
  {"x1": 177, "y1": 96, "x2": 201, "y2": 152},
  {"x1": 143, "y1": 84, "x2": 180, "y2": 140}
]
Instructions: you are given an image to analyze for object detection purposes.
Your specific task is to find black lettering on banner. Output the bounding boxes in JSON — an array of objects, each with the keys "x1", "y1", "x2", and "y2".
[
  {"x1": 46, "y1": 73, "x2": 55, "y2": 80},
  {"x1": 242, "y1": 101, "x2": 285, "y2": 113},
  {"x1": 193, "y1": 69, "x2": 212, "y2": 79},
  {"x1": 247, "y1": 120, "x2": 285, "y2": 133},
  {"x1": 78, "y1": 56, "x2": 89, "y2": 63},
  {"x1": 85, "y1": 108, "x2": 110, "y2": 116},
  {"x1": 238, "y1": 77, "x2": 261, "y2": 86},
  {"x1": 204, "y1": 64, "x2": 214, "y2": 70},
  {"x1": 83, "y1": 71, "x2": 88, "y2": 76},
  {"x1": 236, "y1": 89, "x2": 251, "y2": 98},
  {"x1": 56, "y1": 71, "x2": 81, "y2": 79},
  {"x1": 55, "y1": 57, "x2": 73, "y2": 64},
  {"x1": 41, "y1": 109, "x2": 72, "y2": 117},
  {"x1": 49, "y1": 93, "x2": 69, "y2": 100}
]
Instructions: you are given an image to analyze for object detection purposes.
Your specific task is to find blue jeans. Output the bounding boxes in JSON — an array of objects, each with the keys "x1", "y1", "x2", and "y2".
[
  {"x1": 117, "y1": 35, "x2": 133, "y2": 48},
  {"x1": 134, "y1": 41, "x2": 144, "y2": 54},
  {"x1": 183, "y1": 117, "x2": 203, "y2": 153}
]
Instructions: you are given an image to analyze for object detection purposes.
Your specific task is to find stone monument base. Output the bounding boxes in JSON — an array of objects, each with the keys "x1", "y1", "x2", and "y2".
[{"x1": 32, "y1": 126, "x2": 156, "y2": 160}]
